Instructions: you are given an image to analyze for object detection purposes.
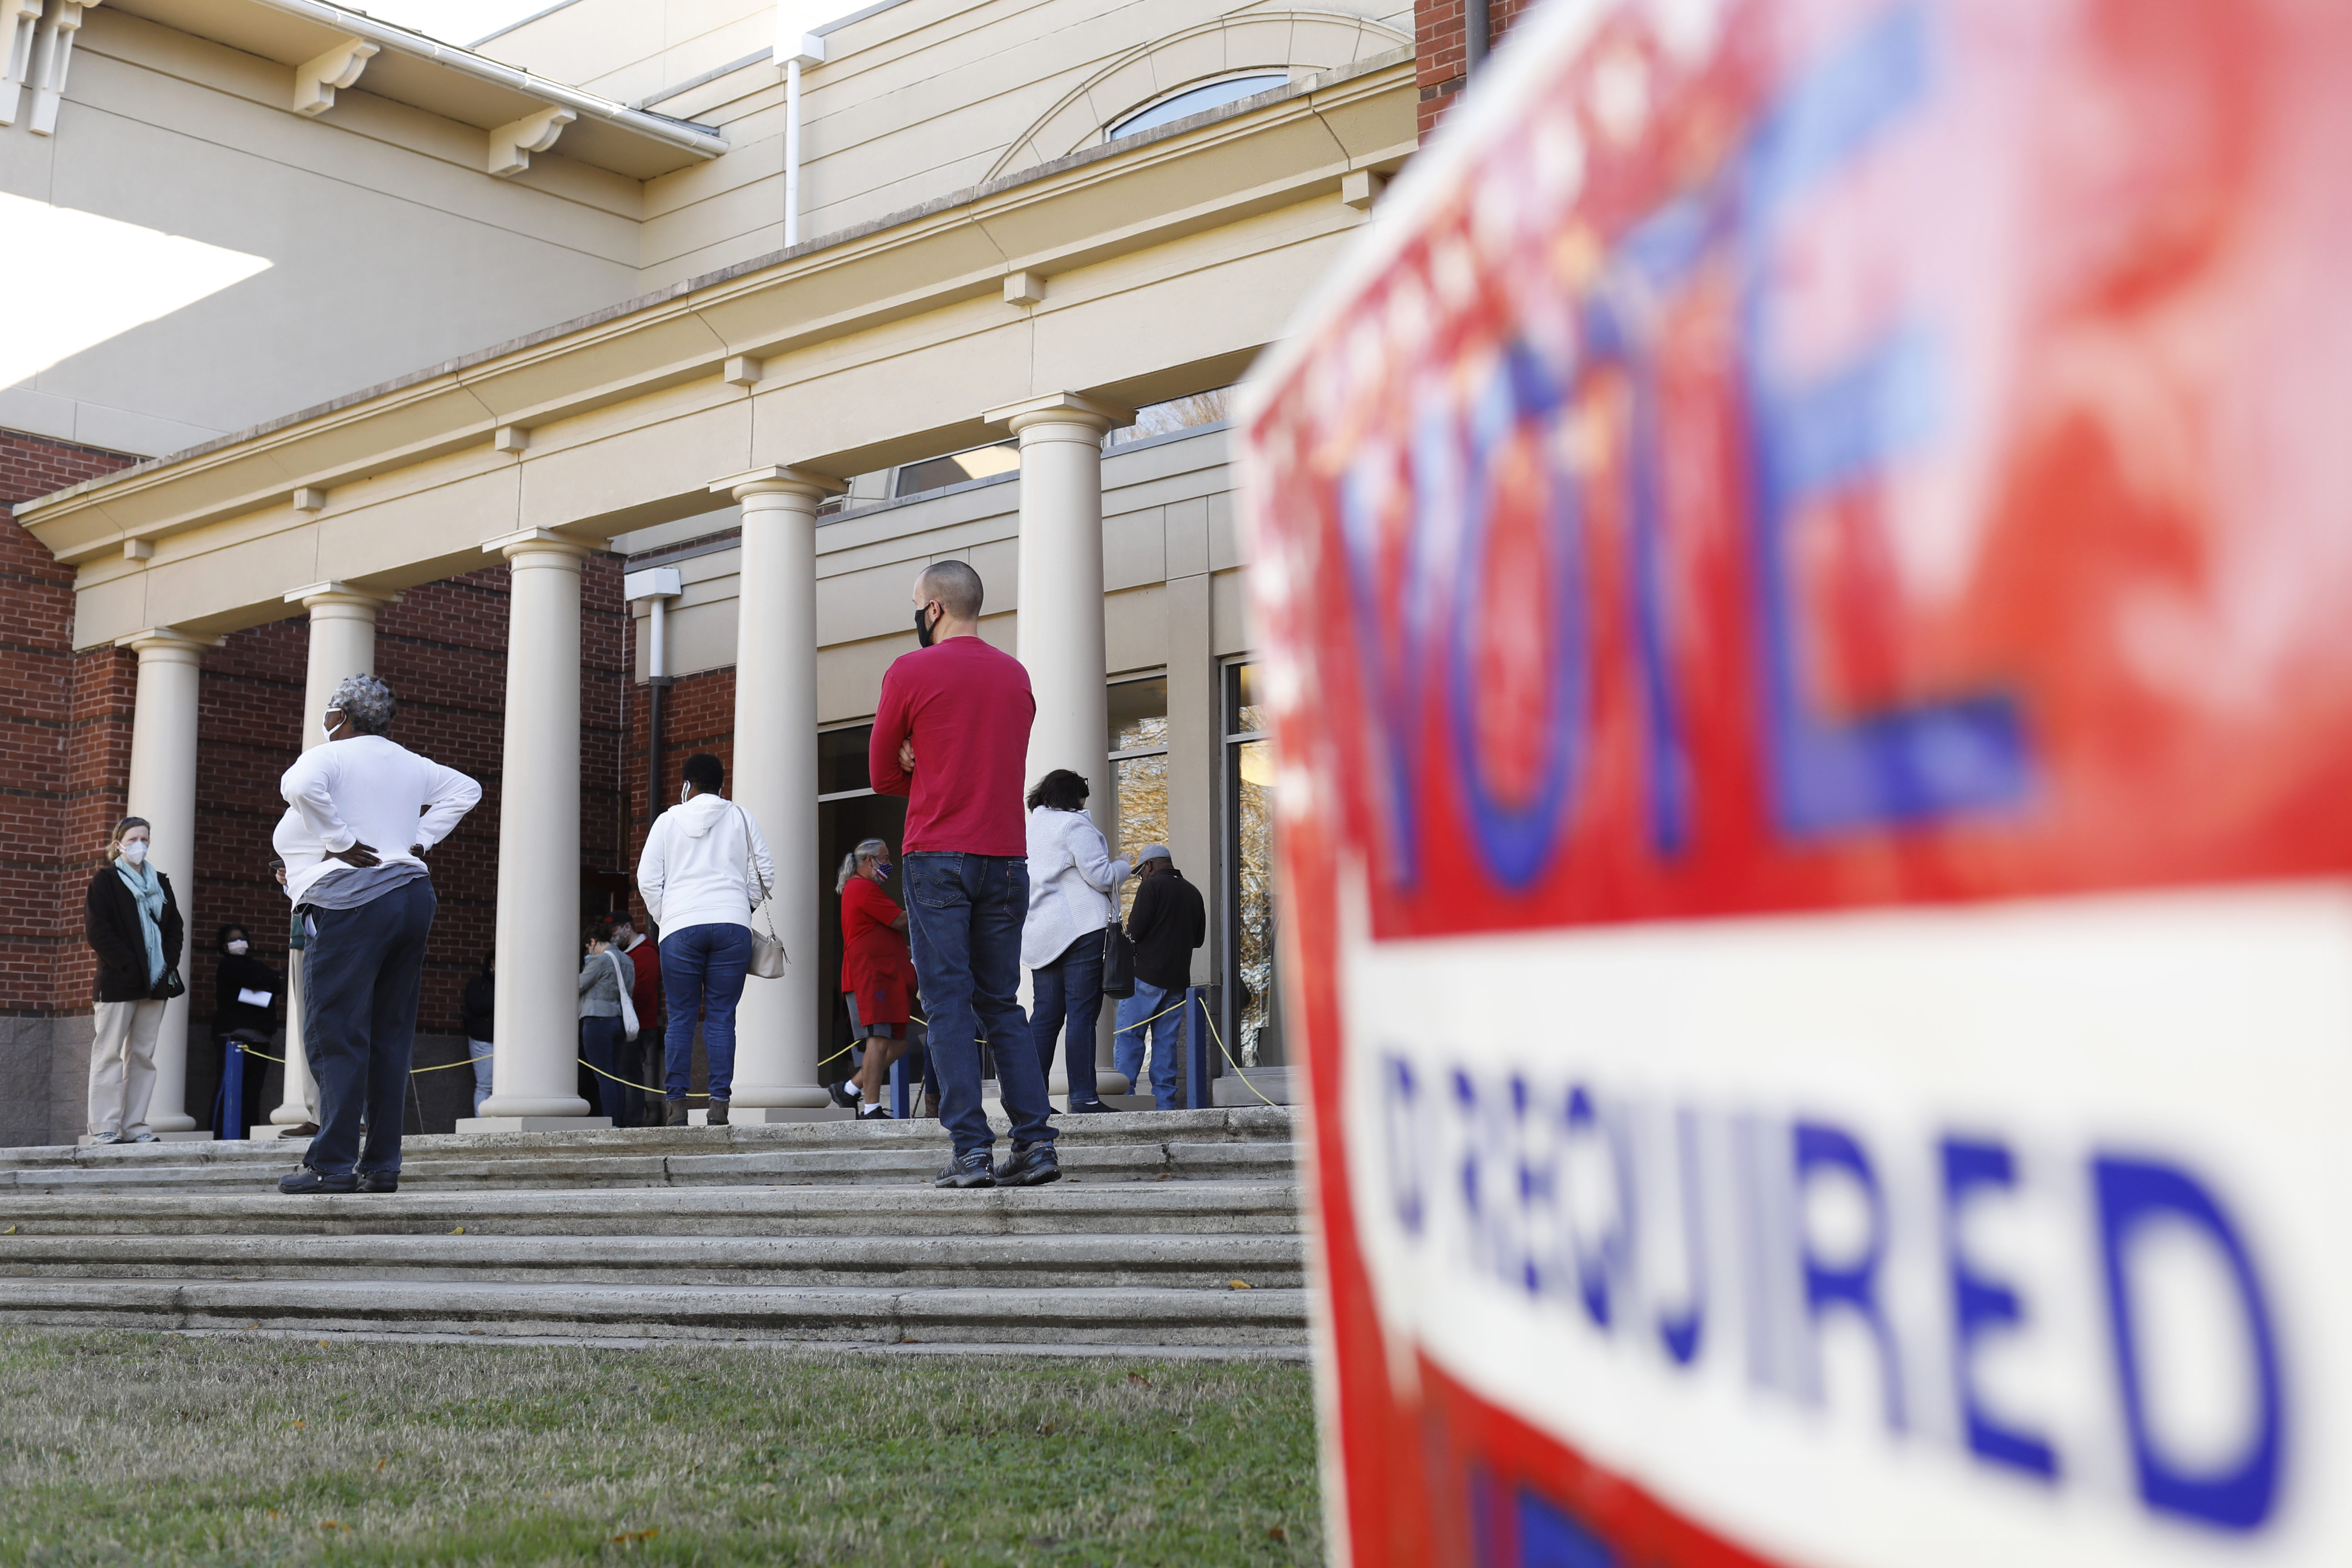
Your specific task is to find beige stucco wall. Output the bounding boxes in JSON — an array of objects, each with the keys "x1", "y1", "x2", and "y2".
[
  {"x1": 1, "y1": 7, "x2": 646, "y2": 458},
  {"x1": 485, "y1": 0, "x2": 1412, "y2": 292}
]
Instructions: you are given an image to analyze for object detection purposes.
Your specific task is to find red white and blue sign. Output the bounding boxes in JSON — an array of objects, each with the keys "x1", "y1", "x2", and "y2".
[{"x1": 1239, "y1": 0, "x2": 2352, "y2": 1564}]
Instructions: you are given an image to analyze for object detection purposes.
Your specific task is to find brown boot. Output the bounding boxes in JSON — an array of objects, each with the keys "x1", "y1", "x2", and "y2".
[
  {"x1": 706, "y1": 1101, "x2": 730, "y2": 1127},
  {"x1": 663, "y1": 1100, "x2": 688, "y2": 1128},
  {"x1": 920, "y1": 1090, "x2": 941, "y2": 1120}
]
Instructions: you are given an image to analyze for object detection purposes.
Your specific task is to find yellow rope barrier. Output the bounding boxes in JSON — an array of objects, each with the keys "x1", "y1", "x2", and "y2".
[{"x1": 1199, "y1": 1006, "x2": 1282, "y2": 1109}]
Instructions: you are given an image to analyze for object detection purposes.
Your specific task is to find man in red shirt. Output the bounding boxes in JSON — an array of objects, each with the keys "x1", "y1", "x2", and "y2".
[{"x1": 870, "y1": 559, "x2": 1060, "y2": 1189}]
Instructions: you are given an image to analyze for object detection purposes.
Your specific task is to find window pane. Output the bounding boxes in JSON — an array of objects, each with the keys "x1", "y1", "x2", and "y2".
[
  {"x1": 1109, "y1": 386, "x2": 1236, "y2": 447},
  {"x1": 893, "y1": 440, "x2": 1019, "y2": 498},
  {"x1": 1108, "y1": 675, "x2": 1168, "y2": 753},
  {"x1": 1232, "y1": 737, "x2": 1282, "y2": 1067},
  {"x1": 818, "y1": 726, "x2": 872, "y2": 795},
  {"x1": 1109, "y1": 76, "x2": 1288, "y2": 140},
  {"x1": 1113, "y1": 753, "x2": 1168, "y2": 921},
  {"x1": 1225, "y1": 661, "x2": 1264, "y2": 736}
]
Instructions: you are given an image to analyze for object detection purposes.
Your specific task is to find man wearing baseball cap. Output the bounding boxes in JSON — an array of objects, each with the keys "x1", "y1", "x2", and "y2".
[{"x1": 1115, "y1": 843, "x2": 1205, "y2": 1109}]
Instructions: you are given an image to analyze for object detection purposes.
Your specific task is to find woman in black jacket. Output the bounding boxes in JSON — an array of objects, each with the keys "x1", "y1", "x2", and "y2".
[
  {"x1": 84, "y1": 816, "x2": 185, "y2": 1144},
  {"x1": 211, "y1": 923, "x2": 281, "y2": 1138}
]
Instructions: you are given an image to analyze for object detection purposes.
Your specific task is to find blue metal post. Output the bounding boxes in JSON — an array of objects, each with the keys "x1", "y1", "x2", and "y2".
[
  {"x1": 1185, "y1": 985, "x2": 1211, "y2": 1110},
  {"x1": 889, "y1": 1051, "x2": 909, "y2": 1120}
]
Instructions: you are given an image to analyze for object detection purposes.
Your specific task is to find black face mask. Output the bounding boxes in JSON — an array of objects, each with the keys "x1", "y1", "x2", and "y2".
[{"x1": 913, "y1": 603, "x2": 937, "y2": 648}]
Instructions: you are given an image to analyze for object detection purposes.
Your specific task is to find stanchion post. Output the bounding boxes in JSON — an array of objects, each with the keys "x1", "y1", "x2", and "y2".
[
  {"x1": 1185, "y1": 985, "x2": 1211, "y2": 1110},
  {"x1": 889, "y1": 1051, "x2": 909, "y2": 1120}
]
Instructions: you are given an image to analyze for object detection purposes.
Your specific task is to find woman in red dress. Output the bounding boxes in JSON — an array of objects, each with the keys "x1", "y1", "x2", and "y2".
[{"x1": 837, "y1": 837, "x2": 919, "y2": 1118}]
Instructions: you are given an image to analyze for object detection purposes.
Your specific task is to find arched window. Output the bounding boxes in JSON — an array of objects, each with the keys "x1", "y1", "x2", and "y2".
[{"x1": 1108, "y1": 74, "x2": 1290, "y2": 141}]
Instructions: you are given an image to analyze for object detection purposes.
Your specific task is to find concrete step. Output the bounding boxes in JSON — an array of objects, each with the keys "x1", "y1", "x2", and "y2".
[
  {"x1": 0, "y1": 1231, "x2": 1303, "y2": 1290},
  {"x1": 0, "y1": 1181, "x2": 1303, "y2": 1238},
  {"x1": 0, "y1": 1278, "x2": 1310, "y2": 1346},
  {"x1": 0, "y1": 1107, "x2": 1298, "y2": 1193}
]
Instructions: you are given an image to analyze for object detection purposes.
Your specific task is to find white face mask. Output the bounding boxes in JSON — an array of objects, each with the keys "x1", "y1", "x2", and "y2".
[
  {"x1": 226, "y1": 939, "x2": 249, "y2": 956},
  {"x1": 119, "y1": 840, "x2": 148, "y2": 866},
  {"x1": 679, "y1": 782, "x2": 692, "y2": 803},
  {"x1": 322, "y1": 711, "x2": 346, "y2": 744}
]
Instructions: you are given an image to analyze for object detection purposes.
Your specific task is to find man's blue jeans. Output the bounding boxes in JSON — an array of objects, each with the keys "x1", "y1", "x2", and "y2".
[
  {"x1": 660, "y1": 922, "x2": 752, "y2": 1102},
  {"x1": 1116, "y1": 979, "x2": 1184, "y2": 1110},
  {"x1": 1030, "y1": 931, "x2": 1105, "y2": 1107},
  {"x1": 302, "y1": 879, "x2": 436, "y2": 1179},
  {"x1": 903, "y1": 851, "x2": 1054, "y2": 1156}
]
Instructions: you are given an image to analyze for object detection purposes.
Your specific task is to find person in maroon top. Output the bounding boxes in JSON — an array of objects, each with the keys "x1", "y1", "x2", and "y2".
[
  {"x1": 837, "y1": 837, "x2": 917, "y2": 1118},
  {"x1": 612, "y1": 912, "x2": 664, "y2": 1127},
  {"x1": 870, "y1": 559, "x2": 1060, "y2": 1188}
]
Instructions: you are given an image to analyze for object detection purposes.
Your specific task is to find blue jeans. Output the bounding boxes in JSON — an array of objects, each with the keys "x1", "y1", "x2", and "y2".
[
  {"x1": 1116, "y1": 979, "x2": 1184, "y2": 1110},
  {"x1": 1030, "y1": 931, "x2": 1105, "y2": 1107},
  {"x1": 580, "y1": 1014, "x2": 628, "y2": 1122},
  {"x1": 302, "y1": 879, "x2": 436, "y2": 1179},
  {"x1": 904, "y1": 852, "x2": 1053, "y2": 1157},
  {"x1": 467, "y1": 1038, "x2": 493, "y2": 1115},
  {"x1": 660, "y1": 923, "x2": 752, "y2": 1102}
]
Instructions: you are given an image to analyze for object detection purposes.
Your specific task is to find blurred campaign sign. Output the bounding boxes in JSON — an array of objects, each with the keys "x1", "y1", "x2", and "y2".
[{"x1": 1238, "y1": 0, "x2": 2352, "y2": 1565}]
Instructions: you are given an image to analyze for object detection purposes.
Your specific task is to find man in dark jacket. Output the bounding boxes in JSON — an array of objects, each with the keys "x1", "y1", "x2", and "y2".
[{"x1": 1115, "y1": 845, "x2": 1206, "y2": 1109}]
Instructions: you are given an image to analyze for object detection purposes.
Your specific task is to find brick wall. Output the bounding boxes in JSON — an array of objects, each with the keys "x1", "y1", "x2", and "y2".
[
  {"x1": 0, "y1": 431, "x2": 140, "y2": 1015},
  {"x1": 623, "y1": 665, "x2": 734, "y2": 932},
  {"x1": 1415, "y1": 0, "x2": 1537, "y2": 136}
]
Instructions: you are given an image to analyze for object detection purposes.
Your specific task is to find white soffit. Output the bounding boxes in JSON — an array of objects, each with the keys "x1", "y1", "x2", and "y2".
[
  {"x1": 102, "y1": 0, "x2": 727, "y2": 178},
  {"x1": 0, "y1": 191, "x2": 272, "y2": 388}
]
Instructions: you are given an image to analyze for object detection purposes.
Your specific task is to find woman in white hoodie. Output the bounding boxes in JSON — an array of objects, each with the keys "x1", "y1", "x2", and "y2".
[
  {"x1": 635, "y1": 752, "x2": 774, "y2": 1127},
  {"x1": 1022, "y1": 769, "x2": 1128, "y2": 1113}
]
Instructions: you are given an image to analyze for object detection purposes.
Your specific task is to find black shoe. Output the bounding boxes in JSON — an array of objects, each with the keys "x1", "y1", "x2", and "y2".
[
  {"x1": 934, "y1": 1149, "x2": 996, "y2": 1189},
  {"x1": 706, "y1": 1101, "x2": 730, "y2": 1127},
  {"x1": 359, "y1": 1170, "x2": 398, "y2": 1194},
  {"x1": 277, "y1": 1167, "x2": 358, "y2": 1195},
  {"x1": 829, "y1": 1079, "x2": 860, "y2": 1109},
  {"x1": 663, "y1": 1100, "x2": 688, "y2": 1128},
  {"x1": 993, "y1": 1141, "x2": 1061, "y2": 1187},
  {"x1": 1064, "y1": 1099, "x2": 1122, "y2": 1114},
  {"x1": 858, "y1": 1102, "x2": 892, "y2": 1120}
]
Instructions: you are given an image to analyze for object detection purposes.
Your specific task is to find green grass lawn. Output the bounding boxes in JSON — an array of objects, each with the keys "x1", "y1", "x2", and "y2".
[{"x1": 0, "y1": 1331, "x2": 1321, "y2": 1567}]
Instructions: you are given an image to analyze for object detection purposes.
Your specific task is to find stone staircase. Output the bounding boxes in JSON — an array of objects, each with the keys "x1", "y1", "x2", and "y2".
[{"x1": 0, "y1": 1109, "x2": 1308, "y2": 1355}]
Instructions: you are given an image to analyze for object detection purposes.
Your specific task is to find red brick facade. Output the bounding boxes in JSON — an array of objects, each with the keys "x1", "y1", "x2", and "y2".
[
  {"x1": 1415, "y1": 0, "x2": 1536, "y2": 136},
  {"x1": 4, "y1": 427, "x2": 631, "y2": 1065},
  {"x1": 622, "y1": 665, "x2": 735, "y2": 933}
]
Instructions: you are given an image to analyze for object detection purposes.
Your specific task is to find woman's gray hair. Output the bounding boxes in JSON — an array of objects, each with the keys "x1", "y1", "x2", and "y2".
[
  {"x1": 835, "y1": 838, "x2": 890, "y2": 894},
  {"x1": 328, "y1": 673, "x2": 397, "y2": 735}
]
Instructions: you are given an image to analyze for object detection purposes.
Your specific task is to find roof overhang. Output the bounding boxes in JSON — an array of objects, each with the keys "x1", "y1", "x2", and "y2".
[{"x1": 103, "y1": 0, "x2": 728, "y2": 178}]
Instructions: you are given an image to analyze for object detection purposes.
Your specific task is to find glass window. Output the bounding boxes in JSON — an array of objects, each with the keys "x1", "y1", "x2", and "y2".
[
  {"x1": 818, "y1": 725, "x2": 872, "y2": 797},
  {"x1": 892, "y1": 440, "x2": 1020, "y2": 498},
  {"x1": 1109, "y1": 386, "x2": 1236, "y2": 447},
  {"x1": 1109, "y1": 676, "x2": 1169, "y2": 920},
  {"x1": 1224, "y1": 661, "x2": 1281, "y2": 1068},
  {"x1": 1109, "y1": 75, "x2": 1288, "y2": 141}
]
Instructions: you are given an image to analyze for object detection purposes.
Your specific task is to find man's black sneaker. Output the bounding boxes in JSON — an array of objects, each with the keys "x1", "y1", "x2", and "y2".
[
  {"x1": 1064, "y1": 1099, "x2": 1121, "y2": 1114},
  {"x1": 858, "y1": 1102, "x2": 892, "y2": 1119},
  {"x1": 359, "y1": 1170, "x2": 398, "y2": 1194},
  {"x1": 934, "y1": 1149, "x2": 996, "y2": 1189},
  {"x1": 993, "y1": 1141, "x2": 1061, "y2": 1187},
  {"x1": 829, "y1": 1079, "x2": 860, "y2": 1109},
  {"x1": 277, "y1": 1167, "x2": 359, "y2": 1195}
]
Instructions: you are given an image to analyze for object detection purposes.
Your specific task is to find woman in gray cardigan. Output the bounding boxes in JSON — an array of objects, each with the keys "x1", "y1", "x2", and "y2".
[{"x1": 577, "y1": 918, "x2": 635, "y2": 1125}]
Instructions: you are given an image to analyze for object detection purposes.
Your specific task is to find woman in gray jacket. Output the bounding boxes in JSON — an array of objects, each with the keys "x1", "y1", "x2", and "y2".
[{"x1": 577, "y1": 915, "x2": 636, "y2": 1125}]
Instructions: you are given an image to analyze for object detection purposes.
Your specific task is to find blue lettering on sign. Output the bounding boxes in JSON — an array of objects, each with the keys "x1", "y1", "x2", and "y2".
[
  {"x1": 1942, "y1": 1137, "x2": 2060, "y2": 1480},
  {"x1": 2094, "y1": 1154, "x2": 2286, "y2": 1532},
  {"x1": 1469, "y1": 1468, "x2": 1617, "y2": 1568},
  {"x1": 1737, "y1": 0, "x2": 2031, "y2": 838},
  {"x1": 1338, "y1": 1, "x2": 2037, "y2": 895},
  {"x1": 1379, "y1": 1055, "x2": 2293, "y2": 1537},
  {"x1": 1795, "y1": 1121, "x2": 1905, "y2": 1431}
]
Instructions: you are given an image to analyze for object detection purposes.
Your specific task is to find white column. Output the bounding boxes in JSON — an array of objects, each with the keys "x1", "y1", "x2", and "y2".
[
  {"x1": 270, "y1": 583, "x2": 393, "y2": 1128},
  {"x1": 989, "y1": 392, "x2": 1131, "y2": 837},
  {"x1": 118, "y1": 627, "x2": 217, "y2": 1134},
  {"x1": 466, "y1": 530, "x2": 606, "y2": 1129},
  {"x1": 986, "y1": 393, "x2": 1133, "y2": 1100},
  {"x1": 710, "y1": 467, "x2": 842, "y2": 1120}
]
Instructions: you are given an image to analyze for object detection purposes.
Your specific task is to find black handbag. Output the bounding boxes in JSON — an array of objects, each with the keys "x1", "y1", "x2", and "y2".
[
  {"x1": 156, "y1": 967, "x2": 185, "y2": 1001},
  {"x1": 1102, "y1": 922, "x2": 1137, "y2": 1001}
]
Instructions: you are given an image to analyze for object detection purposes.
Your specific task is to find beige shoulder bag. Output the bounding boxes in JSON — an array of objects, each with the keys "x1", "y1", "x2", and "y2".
[{"x1": 738, "y1": 805, "x2": 788, "y2": 979}]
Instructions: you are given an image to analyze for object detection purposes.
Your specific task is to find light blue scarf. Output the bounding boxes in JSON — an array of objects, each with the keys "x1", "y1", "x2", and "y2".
[{"x1": 114, "y1": 858, "x2": 166, "y2": 987}]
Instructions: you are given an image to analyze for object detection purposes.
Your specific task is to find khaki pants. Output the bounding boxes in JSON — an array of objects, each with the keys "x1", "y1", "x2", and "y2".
[{"x1": 89, "y1": 998, "x2": 166, "y2": 1138}]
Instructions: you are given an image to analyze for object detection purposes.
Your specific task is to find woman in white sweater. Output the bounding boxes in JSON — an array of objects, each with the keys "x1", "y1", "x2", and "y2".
[{"x1": 1022, "y1": 769, "x2": 1129, "y2": 1113}]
